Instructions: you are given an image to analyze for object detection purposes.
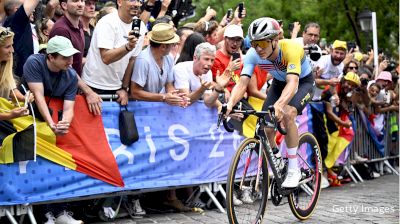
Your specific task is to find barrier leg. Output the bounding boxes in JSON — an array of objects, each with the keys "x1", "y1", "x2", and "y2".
[
  {"x1": 218, "y1": 184, "x2": 226, "y2": 199},
  {"x1": 5, "y1": 209, "x2": 18, "y2": 224},
  {"x1": 384, "y1": 160, "x2": 399, "y2": 175},
  {"x1": 379, "y1": 161, "x2": 384, "y2": 176},
  {"x1": 344, "y1": 166, "x2": 358, "y2": 183},
  {"x1": 202, "y1": 184, "x2": 225, "y2": 213},
  {"x1": 350, "y1": 165, "x2": 364, "y2": 183}
]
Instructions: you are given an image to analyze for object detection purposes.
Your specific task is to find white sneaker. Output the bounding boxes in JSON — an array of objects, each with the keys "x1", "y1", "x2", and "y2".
[
  {"x1": 321, "y1": 175, "x2": 330, "y2": 189},
  {"x1": 373, "y1": 172, "x2": 380, "y2": 178},
  {"x1": 132, "y1": 199, "x2": 146, "y2": 216},
  {"x1": 55, "y1": 211, "x2": 83, "y2": 224},
  {"x1": 240, "y1": 186, "x2": 254, "y2": 204},
  {"x1": 282, "y1": 169, "x2": 302, "y2": 188},
  {"x1": 233, "y1": 191, "x2": 243, "y2": 206},
  {"x1": 44, "y1": 212, "x2": 56, "y2": 224}
]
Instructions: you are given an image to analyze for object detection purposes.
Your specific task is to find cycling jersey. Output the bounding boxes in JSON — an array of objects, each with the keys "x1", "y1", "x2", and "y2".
[{"x1": 242, "y1": 39, "x2": 312, "y2": 81}]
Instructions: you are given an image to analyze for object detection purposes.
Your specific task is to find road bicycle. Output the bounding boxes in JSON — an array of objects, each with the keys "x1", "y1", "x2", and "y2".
[{"x1": 218, "y1": 105, "x2": 322, "y2": 224}]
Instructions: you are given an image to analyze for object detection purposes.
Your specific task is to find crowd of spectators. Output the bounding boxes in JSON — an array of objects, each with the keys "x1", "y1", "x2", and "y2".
[{"x1": 0, "y1": 0, "x2": 398, "y2": 223}]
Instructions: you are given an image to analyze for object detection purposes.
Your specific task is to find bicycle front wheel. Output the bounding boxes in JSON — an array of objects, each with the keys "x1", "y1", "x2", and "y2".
[
  {"x1": 288, "y1": 132, "x2": 322, "y2": 220},
  {"x1": 226, "y1": 138, "x2": 269, "y2": 224}
]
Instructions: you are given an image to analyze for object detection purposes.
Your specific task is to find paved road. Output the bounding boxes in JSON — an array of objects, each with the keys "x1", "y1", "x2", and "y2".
[{"x1": 95, "y1": 174, "x2": 399, "y2": 224}]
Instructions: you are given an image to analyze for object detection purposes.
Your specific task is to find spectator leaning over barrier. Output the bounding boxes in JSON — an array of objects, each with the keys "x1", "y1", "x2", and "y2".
[
  {"x1": 22, "y1": 36, "x2": 79, "y2": 136},
  {"x1": 82, "y1": 0, "x2": 148, "y2": 106},
  {"x1": 174, "y1": 42, "x2": 230, "y2": 107},
  {"x1": 3, "y1": 0, "x2": 40, "y2": 77},
  {"x1": 130, "y1": 23, "x2": 187, "y2": 106},
  {"x1": 313, "y1": 40, "x2": 347, "y2": 103},
  {"x1": 0, "y1": 27, "x2": 31, "y2": 120},
  {"x1": 49, "y1": 0, "x2": 102, "y2": 116}
]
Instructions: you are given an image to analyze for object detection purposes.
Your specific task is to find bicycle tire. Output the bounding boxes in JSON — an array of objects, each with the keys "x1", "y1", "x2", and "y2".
[
  {"x1": 288, "y1": 132, "x2": 322, "y2": 220},
  {"x1": 226, "y1": 138, "x2": 269, "y2": 224}
]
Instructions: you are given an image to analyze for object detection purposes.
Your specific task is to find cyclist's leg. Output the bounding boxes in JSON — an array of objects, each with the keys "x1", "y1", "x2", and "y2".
[
  {"x1": 261, "y1": 79, "x2": 285, "y2": 147},
  {"x1": 282, "y1": 75, "x2": 315, "y2": 188}
]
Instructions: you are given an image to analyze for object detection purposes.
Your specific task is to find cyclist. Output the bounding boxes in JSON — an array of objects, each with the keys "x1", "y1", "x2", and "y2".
[{"x1": 225, "y1": 17, "x2": 315, "y2": 188}]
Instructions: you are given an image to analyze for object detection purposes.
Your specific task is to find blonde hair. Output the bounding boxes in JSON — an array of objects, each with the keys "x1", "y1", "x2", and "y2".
[{"x1": 0, "y1": 27, "x2": 16, "y2": 98}]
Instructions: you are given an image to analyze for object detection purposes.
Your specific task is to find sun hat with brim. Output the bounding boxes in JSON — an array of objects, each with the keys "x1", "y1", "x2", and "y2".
[
  {"x1": 344, "y1": 71, "x2": 361, "y2": 86},
  {"x1": 47, "y1": 35, "x2": 80, "y2": 57},
  {"x1": 376, "y1": 71, "x2": 392, "y2": 82},
  {"x1": 148, "y1": 23, "x2": 180, "y2": 44}
]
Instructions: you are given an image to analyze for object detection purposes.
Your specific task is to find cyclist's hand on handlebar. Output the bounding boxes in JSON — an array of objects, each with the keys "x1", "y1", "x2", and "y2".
[{"x1": 273, "y1": 103, "x2": 285, "y2": 122}]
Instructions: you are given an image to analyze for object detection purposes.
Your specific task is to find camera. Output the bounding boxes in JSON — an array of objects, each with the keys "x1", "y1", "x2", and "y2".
[
  {"x1": 304, "y1": 44, "x2": 321, "y2": 61},
  {"x1": 131, "y1": 16, "x2": 141, "y2": 38}
]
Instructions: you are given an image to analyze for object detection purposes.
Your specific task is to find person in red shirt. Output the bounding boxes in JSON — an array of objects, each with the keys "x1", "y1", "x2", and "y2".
[{"x1": 211, "y1": 24, "x2": 267, "y2": 102}]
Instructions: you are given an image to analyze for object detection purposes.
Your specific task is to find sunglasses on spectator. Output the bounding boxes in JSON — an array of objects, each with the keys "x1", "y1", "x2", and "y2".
[
  {"x1": 125, "y1": 0, "x2": 143, "y2": 3},
  {"x1": 348, "y1": 66, "x2": 358, "y2": 70},
  {"x1": 0, "y1": 28, "x2": 12, "y2": 37},
  {"x1": 251, "y1": 39, "x2": 272, "y2": 49}
]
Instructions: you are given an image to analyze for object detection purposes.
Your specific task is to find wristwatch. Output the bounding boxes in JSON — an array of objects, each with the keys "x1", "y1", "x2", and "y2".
[{"x1": 121, "y1": 86, "x2": 129, "y2": 92}]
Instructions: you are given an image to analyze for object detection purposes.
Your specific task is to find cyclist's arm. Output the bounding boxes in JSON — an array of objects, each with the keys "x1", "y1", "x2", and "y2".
[
  {"x1": 227, "y1": 75, "x2": 250, "y2": 109},
  {"x1": 275, "y1": 74, "x2": 299, "y2": 107}
]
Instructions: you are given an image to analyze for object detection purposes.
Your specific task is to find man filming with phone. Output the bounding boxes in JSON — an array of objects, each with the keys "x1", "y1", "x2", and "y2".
[{"x1": 82, "y1": 0, "x2": 151, "y2": 105}]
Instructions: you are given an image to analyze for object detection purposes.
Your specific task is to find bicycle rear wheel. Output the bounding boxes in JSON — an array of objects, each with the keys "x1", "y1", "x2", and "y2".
[
  {"x1": 226, "y1": 138, "x2": 269, "y2": 224},
  {"x1": 288, "y1": 132, "x2": 322, "y2": 220}
]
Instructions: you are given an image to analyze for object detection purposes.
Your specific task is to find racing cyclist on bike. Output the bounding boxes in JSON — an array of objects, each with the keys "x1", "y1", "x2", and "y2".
[{"x1": 225, "y1": 17, "x2": 315, "y2": 188}]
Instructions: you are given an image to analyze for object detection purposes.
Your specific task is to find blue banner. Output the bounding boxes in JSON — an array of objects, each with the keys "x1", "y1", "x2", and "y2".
[{"x1": 0, "y1": 102, "x2": 243, "y2": 205}]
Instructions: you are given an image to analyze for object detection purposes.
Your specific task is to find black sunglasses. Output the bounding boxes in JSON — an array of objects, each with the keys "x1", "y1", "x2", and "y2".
[{"x1": 0, "y1": 29, "x2": 11, "y2": 37}]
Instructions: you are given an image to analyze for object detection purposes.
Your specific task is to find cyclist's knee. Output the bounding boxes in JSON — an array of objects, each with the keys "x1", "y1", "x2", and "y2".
[{"x1": 283, "y1": 106, "x2": 297, "y2": 122}]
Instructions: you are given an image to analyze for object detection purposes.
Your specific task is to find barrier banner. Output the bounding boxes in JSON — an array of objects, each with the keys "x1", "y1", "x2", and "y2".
[{"x1": 0, "y1": 100, "x2": 242, "y2": 205}]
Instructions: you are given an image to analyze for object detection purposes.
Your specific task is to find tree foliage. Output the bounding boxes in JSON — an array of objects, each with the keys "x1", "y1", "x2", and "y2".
[{"x1": 188, "y1": 0, "x2": 399, "y2": 58}]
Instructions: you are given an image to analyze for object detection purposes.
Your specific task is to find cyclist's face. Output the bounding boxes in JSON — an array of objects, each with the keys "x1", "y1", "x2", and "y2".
[{"x1": 252, "y1": 39, "x2": 276, "y2": 59}]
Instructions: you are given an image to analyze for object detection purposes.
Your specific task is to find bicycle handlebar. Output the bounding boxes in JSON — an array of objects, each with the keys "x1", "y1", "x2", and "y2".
[{"x1": 218, "y1": 104, "x2": 287, "y2": 135}]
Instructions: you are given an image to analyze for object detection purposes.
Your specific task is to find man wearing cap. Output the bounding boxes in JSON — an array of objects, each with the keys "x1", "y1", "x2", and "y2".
[
  {"x1": 211, "y1": 24, "x2": 267, "y2": 100},
  {"x1": 22, "y1": 36, "x2": 79, "y2": 136},
  {"x1": 130, "y1": 23, "x2": 186, "y2": 105},
  {"x1": 313, "y1": 40, "x2": 347, "y2": 102}
]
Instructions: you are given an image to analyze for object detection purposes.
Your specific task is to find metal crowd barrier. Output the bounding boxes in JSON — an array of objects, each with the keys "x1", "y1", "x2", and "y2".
[{"x1": 344, "y1": 108, "x2": 399, "y2": 183}]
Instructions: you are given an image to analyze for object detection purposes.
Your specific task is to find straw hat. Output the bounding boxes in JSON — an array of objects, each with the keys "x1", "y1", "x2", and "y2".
[{"x1": 148, "y1": 23, "x2": 179, "y2": 44}]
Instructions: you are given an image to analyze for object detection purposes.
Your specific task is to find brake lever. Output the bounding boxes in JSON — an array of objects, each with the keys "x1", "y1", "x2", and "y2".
[{"x1": 217, "y1": 104, "x2": 227, "y2": 129}]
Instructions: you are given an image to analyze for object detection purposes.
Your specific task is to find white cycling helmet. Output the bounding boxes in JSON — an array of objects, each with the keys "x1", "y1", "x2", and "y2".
[{"x1": 248, "y1": 17, "x2": 281, "y2": 41}]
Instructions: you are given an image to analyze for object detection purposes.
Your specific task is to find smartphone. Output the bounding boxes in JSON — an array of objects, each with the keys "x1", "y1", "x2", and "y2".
[
  {"x1": 24, "y1": 90, "x2": 30, "y2": 108},
  {"x1": 131, "y1": 16, "x2": 141, "y2": 38},
  {"x1": 58, "y1": 110, "x2": 63, "y2": 122},
  {"x1": 237, "y1": 2, "x2": 244, "y2": 18},
  {"x1": 226, "y1": 8, "x2": 233, "y2": 20},
  {"x1": 232, "y1": 52, "x2": 240, "y2": 61}
]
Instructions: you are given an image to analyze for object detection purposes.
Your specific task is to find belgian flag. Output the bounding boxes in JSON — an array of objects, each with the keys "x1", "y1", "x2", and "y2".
[{"x1": 0, "y1": 96, "x2": 124, "y2": 187}]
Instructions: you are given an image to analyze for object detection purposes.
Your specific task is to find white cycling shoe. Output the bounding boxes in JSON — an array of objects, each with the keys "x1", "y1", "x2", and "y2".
[{"x1": 281, "y1": 169, "x2": 302, "y2": 188}]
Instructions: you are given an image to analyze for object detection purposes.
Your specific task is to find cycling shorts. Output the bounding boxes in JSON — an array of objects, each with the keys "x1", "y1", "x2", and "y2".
[{"x1": 262, "y1": 74, "x2": 315, "y2": 119}]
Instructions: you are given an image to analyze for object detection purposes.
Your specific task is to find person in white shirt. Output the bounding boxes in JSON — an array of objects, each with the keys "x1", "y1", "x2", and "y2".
[
  {"x1": 313, "y1": 40, "x2": 347, "y2": 102},
  {"x1": 82, "y1": 0, "x2": 147, "y2": 105},
  {"x1": 174, "y1": 42, "x2": 230, "y2": 107}
]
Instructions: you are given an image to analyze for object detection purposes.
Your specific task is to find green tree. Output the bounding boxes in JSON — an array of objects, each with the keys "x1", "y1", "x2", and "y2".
[{"x1": 188, "y1": 0, "x2": 398, "y2": 58}]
